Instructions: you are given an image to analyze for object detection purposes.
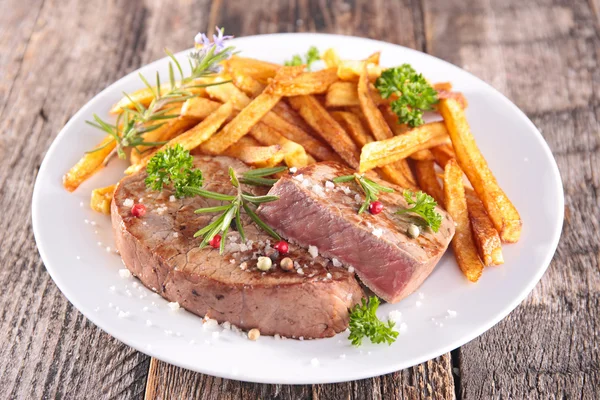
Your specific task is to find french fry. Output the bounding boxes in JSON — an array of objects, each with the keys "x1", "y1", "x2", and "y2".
[
  {"x1": 414, "y1": 160, "x2": 444, "y2": 205},
  {"x1": 230, "y1": 69, "x2": 266, "y2": 97},
  {"x1": 126, "y1": 102, "x2": 234, "y2": 174},
  {"x1": 444, "y1": 159, "x2": 483, "y2": 282},
  {"x1": 466, "y1": 187, "x2": 504, "y2": 266},
  {"x1": 322, "y1": 48, "x2": 341, "y2": 68},
  {"x1": 332, "y1": 111, "x2": 417, "y2": 189},
  {"x1": 431, "y1": 144, "x2": 456, "y2": 168},
  {"x1": 359, "y1": 122, "x2": 449, "y2": 172},
  {"x1": 224, "y1": 56, "x2": 281, "y2": 84},
  {"x1": 250, "y1": 122, "x2": 309, "y2": 168},
  {"x1": 272, "y1": 101, "x2": 316, "y2": 133},
  {"x1": 439, "y1": 98, "x2": 522, "y2": 243},
  {"x1": 63, "y1": 135, "x2": 116, "y2": 192},
  {"x1": 433, "y1": 82, "x2": 468, "y2": 109},
  {"x1": 337, "y1": 59, "x2": 382, "y2": 82},
  {"x1": 206, "y1": 81, "x2": 251, "y2": 110},
  {"x1": 379, "y1": 105, "x2": 435, "y2": 161},
  {"x1": 326, "y1": 82, "x2": 360, "y2": 108},
  {"x1": 181, "y1": 97, "x2": 222, "y2": 119},
  {"x1": 358, "y1": 64, "x2": 394, "y2": 142},
  {"x1": 223, "y1": 136, "x2": 285, "y2": 168},
  {"x1": 268, "y1": 68, "x2": 339, "y2": 96},
  {"x1": 201, "y1": 66, "x2": 304, "y2": 155},
  {"x1": 90, "y1": 184, "x2": 116, "y2": 214},
  {"x1": 262, "y1": 111, "x2": 340, "y2": 162},
  {"x1": 288, "y1": 95, "x2": 360, "y2": 168},
  {"x1": 130, "y1": 116, "x2": 197, "y2": 164}
]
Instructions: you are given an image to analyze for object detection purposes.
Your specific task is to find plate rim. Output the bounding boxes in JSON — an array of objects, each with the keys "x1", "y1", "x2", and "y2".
[{"x1": 32, "y1": 32, "x2": 564, "y2": 384}]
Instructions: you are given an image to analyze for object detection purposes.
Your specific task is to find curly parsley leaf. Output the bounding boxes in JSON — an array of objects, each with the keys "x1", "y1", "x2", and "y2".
[
  {"x1": 375, "y1": 64, "x2": 438, "y2": 127},
  {"x1": 145, "y1": 144, "x2": 203, "y2": 198},
  {"x1": 348, "y1": 296, "x2": 399, "y2": 347},
  {"x1": 333, "y1": 173, "x2": 394, "y2": 214},
  {"x1": 284, "y1": 46, "x2": 321, "y2": 70},
  {"x1": 396, "y1": 190, "x2": 442, "y2": 232}
]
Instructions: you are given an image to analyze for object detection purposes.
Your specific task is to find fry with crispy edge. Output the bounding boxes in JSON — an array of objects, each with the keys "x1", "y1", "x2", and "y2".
[
  {"x1": 63, "y1": 135, "x2": 116, "y2": 192},
  {"x1": 337, "y1": 55, "x2": 383, "y2": 81},
  {"x1": 359, "y1": 122, "x2": 449, "y2": 172},
  {"x1": 126, "y1": 102, "x2": 234, "y2": 174},
  {"x1": 269, "y1": 68, "x2": 339, "y2": 96},
  {"x1": 288, "y1": 95, "x2": 360, "y2": 168},
  {"x1": 444, "y1": 159, "x2": 483, "y2": 282},
  {"x1": 180, "y1": 97, "x2": 222, "y2": 119},
  {"x1": 379, "y1": 104, "x2": 434, "y2": 161},
  {"x1": 414, "y1": 160, "x2": 444, "y2": 206},
  {"x1": 230, "y1": 69, "x2": 266, "y2": 97},
  {"x1": 224, "y1": 56, "x2": 281, "y2": 84},
  {"x1": 250, "y1": 122, "x2": 309, "y2": 168},
  {"x1": 223, "y1": 136, "x2": 285, "y2": 168},
  {"x1": 90, "y1": 184, "x2": 116, "y2": 214},
  {"x1": 439, "y1": 98, "x2": 522, "y2": 243},
  {"x1": 431, "y1": 143, "x2": 456, "y2": 168},
  {"x1": 201, "y1": 66, "x2": 304, "y2": 155},
  {"x1": 465, "y1": 187, "x2": 504, "y2": 266}
]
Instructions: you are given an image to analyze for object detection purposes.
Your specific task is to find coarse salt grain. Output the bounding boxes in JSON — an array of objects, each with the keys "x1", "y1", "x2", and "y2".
[
  {"x1": 348, "y1": 266, "x2": 355, "y2": 273},
  {"x1": 212, "y1": 331, "x2": 220, "y2": 339},
  {"x1": 164, "y1": 330, "x2": 173, "y2": 336},
  {"x1": 125, "y1": 290, "x2": 132, "y2": 297},
  {"x1": 142, "y1": 306, "x2": 149, "y2": 312},
  {"x1": 293, "y1": 173, "x2": 304, "y2": 182},
  {"x1": 310, "y1": 358, "x2": 320, "y2": 367},
  {"x1": 418, "y1": 292, "x2": 425, "y2": 299},
  {"x1": 84, "y1": 219, "x2": 89, "y2": 224},
  {"x1": 123, "y1": 198, "x2": 134, "y2": 207},
  {"x1": 372, "y1": 228, "x2": 383, "y2": 238},
  {"x1": 311, "y1": 184, "x2": 325, "y2": 196},
  {"x1": 118, "y1": 269, "x2": 131, "y2": 278},
  {"x1": 297, "y1": 268, "x2": 304, "y2": 275},
  {"x1": 325, "y1": 181, "x2": 335, "y2": 189},
  {"x1": 447, "y1": 309, "x2": 457, "y2": 318},
  {"x1": 302, "y1": 179, "x2": 311, "y2": 188},
  {"x1": 118, "y1": 311, "x2": 130, "y2": 318},
  {"x1": 203, "y1": 318, "x2": 219, "y2": 330},
  {"x1": 289, "y1": 167, "x2": 298, "y2": 173},
  {"x1": 146, "y1": 320, "x2": 153, "y2": 327},
  {"x1": 326, "y1": 273, "x2": 332, "y2": 280},
  {"x1": 308, "y1": 245, "x2": 318, "y2": 258},
  {"x1": 168, "y1": 302, "x2": 180, "y2": 311},
  {"x1": 90, "y1": 221, "x2": 97, "y2": 226},
  {"x1": 332, "y1": 258, "x2": 342, "y2": 267},
  {"x1": 109, "y1": 286, "x2": 116, "y2": 292},
  {"x1": 169, "y1": 195, "x2": 176, "y2": 202},
  {"x1": 416, "y1": 301, "x2": 422, "y2": 307}
]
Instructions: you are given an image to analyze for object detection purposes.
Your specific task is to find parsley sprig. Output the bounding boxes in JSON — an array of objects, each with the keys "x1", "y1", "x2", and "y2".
[
  {"x1": 333, "y1": 174, "x2": 394, "y2": 214},
  {"x1": 144, "y1": 145, "x2": 283, "y2": 254},
  {"x1": 284, "y1": 46, "x2": 321, "y2": 70},
  {"x1": 396, "y1": 190, "x2": 442, "y2": 232},
  {"x1": 88, "y1": 28, "x2": 235, "y2": 162},
  {"x1": 348, "y1": 296, "x2": 399, "y2": 346},
  {"x1": 375, "y1": 64, "x2": 438, "y2": 127}
]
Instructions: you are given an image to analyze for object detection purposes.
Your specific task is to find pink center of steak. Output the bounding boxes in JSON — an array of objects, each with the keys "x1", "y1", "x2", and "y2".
[
  {"x1": 111, "y1": 156, "x2": 364, "y2": 338},
  {"x1": 258, "y1": 162, "x2": 455, "y2": 303}
]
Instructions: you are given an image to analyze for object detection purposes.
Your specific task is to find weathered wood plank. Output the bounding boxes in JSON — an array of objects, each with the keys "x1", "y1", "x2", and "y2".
[
  {"x1": 143, "y1": 0, "x2": 455, "y2": 398},
  {"x1": 423, "y1": 0, "x2": 600, "y2": 398},
  {"x1": 0, "y1": 0, "x2": 206, "y2": 399}
]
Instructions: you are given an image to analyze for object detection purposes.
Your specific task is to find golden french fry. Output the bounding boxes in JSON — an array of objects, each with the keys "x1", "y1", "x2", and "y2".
[
  {"x1": 379, "y1": 104, "x2": 434, "y2": 161},
  {"x1": 90, "y1": 184, "x2": 116, "y2": 214},
  {"x1": 230, "y1": 69, "x2": 266, "y2": 97},
  {"x1": 326, "y1": 82, "x2": 359, "y2": 108},
  {"x1": 337, "y1": 57, "x2": 382, "y2": 82},
  {"x1": 250, "y1": 122, "x2": 308, "y2": 168},
  {"x1": 434, "y1": 82, "x2": 468, "y2": 109},
  {"x1": 268, "y1": 68, "x2": 339, "y2": 96},
  {"x1": 288, "y1": 95, "x2": 360, "y2": 169},
  {"x1": 224, "y1": 56, "x2": 281, "y2": 84},
  {"x1": 322, "y1": 48, "x2": 341, "y2": 68},
  {"x1": 444, "y1": 159, "x2": 483, "y2": 282},
  {"x1": 358, "y1": 64, "x2": 394, "y2": 141},
  {"x1": 431, "y1": 144, "x2": 456, "y2": 168},
  {"x1": 206, "y1": 81, "x2": 251, "y2": 110},
  {"x1": 272, "y1": 101, "x2": 315, "y2": 133},
  {"x1": 63, "y1": 135, "x2": 116, "y2": 192},
  {"x1": 127, "y1": 102, "x2": 233, "y2": 174},
  {"x1": 200, "y1": 67, "x2": 304, "y2": 155},
  {"x1": 378, "y1": 164, "x2": 418, "y2": 189},
  {"x1": 414, "y1": 160, "x2": 444, "y2": 206},
  {"x1": 262, "y1": 111, "x2": 339, "y2": 162},
  {"x1": 359, "y1": 122, "x2": 449, "y2": 172},
  {"x1": 439, "y1": 98, "x2": 521, "y2": 243},
  {"x1": 466, "y1": 187, "x2": 504, "y2": 266},
  {"x1": 130, "y1": 115, "x2": 197, "y2": 164},
  {"x1": 223, "y1": 136, "x2": 285, "y2": 168},
  {"x1": 181, "y1": 97, "x2": 222, "y2": 119}
]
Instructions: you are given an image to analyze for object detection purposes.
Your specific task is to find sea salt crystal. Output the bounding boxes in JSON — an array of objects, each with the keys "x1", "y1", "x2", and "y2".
[
  {"x1": 142, "y1": 307, "x2": 149, "y2": 312},
  {"x1": 146, "y1": 320, "x2": 153, "y2": 327},
  {"x1": 310, "y1": 358, "x2": 320, "y2": 367},
  {"x1": 168, "y1": 302, "x2": 180, "y2": 311},
  {"x1": 311, "y1": 184, "x2": 325, "y2": 197},
  {"x1": 293, "y1": 173, "x2": 304, "y2": 182},
  {"x1": 84, "y1": 219, "x2": 89, "y2": 224},
  {"x1": 308, "y1": 245, "x2": 318, "y2": 258},
  {"x1": 125, "y1": 290, "x2": 132, "y2": 297},
  {"x1": 173, "y1": 232, "x2": 180, "y2": 238},
  {"x1": 222, "y1": 321, "x2": 231, "y2": 330},
  {"x1": 332, "y1": 258, "x2": 342, "y2": 267},
  {"x1": 302, "y1": 179, "x2": 311, "y2": 188},
  {"x1": 169, "y1": 195, "x2": 176, "y2": 202},
  {"x1": 203, "y1": 318, "x2": 219, "y2": 330},
  {"x1": 415, "y1": 301, "x2": 422, "y2": 307},
  {"x1": 418, "y1": 292, "x2": 425, "y2": 299},
  {"x1": 109, "y1": 286, "x2": 116, "y2": 292},
  {"x1": 447, "y1": 309, "x2": 457, "y2": 318},
  {"x1": 348, "y1": 266, "x2": 355, "y2": 273},
  {"x1": 123, "y1": 198, "x2": 134, "y2": 207},
  {"x1": 90, "y1": 221, "x2": 97, "y2": 226},
  {"x1": 326, "y1": 273, "x2": 332, "y2": 280},
  {"x1": 132, "y1": 281, "x2": 139, "y2": 289},
  {"x1": 118, "y1": 311, "x2": 130, "y2": 318},
  {"x1": 164, "y1": 330, "x2": 173, "y2": 336},
  {"x1": 289, "y1": 167, "x2": 298, "y2": 173},
  {"x1": 274, "y1": 334, "x2": 281, "y2": 340},
  {"x1": 388, "y1": 310, "x2": 402, "y2": 323},
  {"x1": 118, "y1": 269, "x2": 131, "y2": 279},
  {"x1": 297, "y1": 268, "x2": 304, "y2": 275},
  {"x1": 372, "y1": 228, "x2": 383, "y2": 238},
  {"x1": 325, "y1": 181, "x2": 335, "y2": 189},
  {"x1": 342, "y1": 186, "x2": 351, "y2": 195}
]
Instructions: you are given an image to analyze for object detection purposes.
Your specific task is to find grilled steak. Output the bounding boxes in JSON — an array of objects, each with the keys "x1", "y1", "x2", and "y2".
[
  {"x1": 258, "y1": 162, "x2": 455, "y2": 303},
  {"x1": 112, "y1": 156, "x2": 363, "y2": 339}
]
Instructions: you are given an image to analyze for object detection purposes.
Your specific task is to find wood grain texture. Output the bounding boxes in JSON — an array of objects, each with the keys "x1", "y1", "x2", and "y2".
[{"x1": 423, "y1": 0, "x2": 600, "y2": 398}]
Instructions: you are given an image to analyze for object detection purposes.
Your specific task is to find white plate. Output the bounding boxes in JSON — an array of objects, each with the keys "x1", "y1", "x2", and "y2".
[{"x1": 32, "y1": 33, "x2": 563, "y2": 384}]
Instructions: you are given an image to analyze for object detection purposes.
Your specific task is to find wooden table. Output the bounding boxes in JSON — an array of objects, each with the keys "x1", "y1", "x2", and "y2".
[{"x1": 1, "y1": 0, "x2": 598, "y2": 398}]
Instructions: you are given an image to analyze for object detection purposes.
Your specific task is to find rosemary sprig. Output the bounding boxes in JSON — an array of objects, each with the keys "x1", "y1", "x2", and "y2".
[
  {"x1": 240, "y1": 166, "x2": 288, "y2": 186},
  {"x1": 192, "y1": 167, "x2": 281, "y2": 253},
  {"x1": 88, "y1": 27, "x2": 235, "y2": 162},
  {"x1": 333, "y1": 173, "x2": 394, "y2": 214}
]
